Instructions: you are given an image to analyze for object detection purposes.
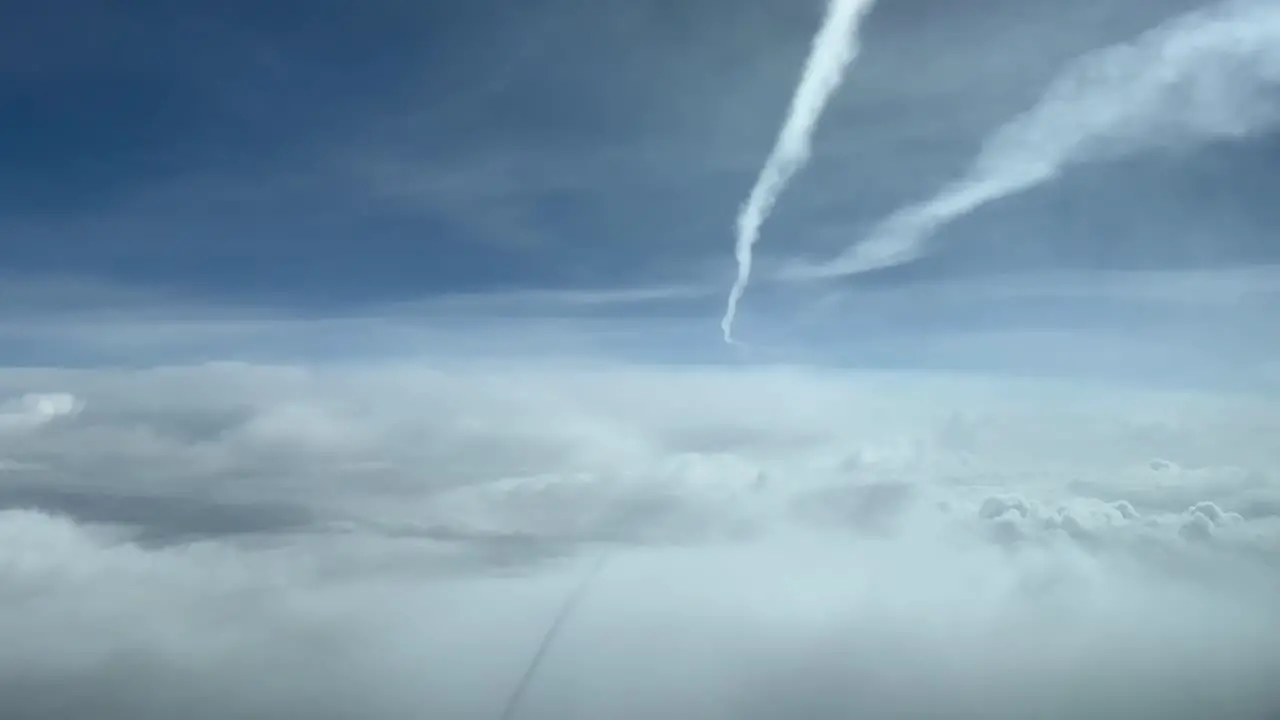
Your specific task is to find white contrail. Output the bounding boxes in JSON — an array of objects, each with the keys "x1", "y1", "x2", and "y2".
[
  {"x1": 721, "y1": 0, "x2": 879, "y2": 344},
  {"x1": 793, "y1": 0, "x2": 1280, "y2": 280}
]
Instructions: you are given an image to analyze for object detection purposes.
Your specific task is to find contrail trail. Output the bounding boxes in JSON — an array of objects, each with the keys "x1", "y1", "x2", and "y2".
[
  {"x1": 721, "y1": 0, "x2": 879, "y2": 344},
  {"x1": 790, "y1": 0, "x2": 1280, "y2": 280},
  {"x1": 498, "y1": 553, "x2": 608, "y2": 720}
]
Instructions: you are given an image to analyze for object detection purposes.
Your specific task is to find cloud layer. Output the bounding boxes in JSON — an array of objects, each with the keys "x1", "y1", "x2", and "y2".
[{"x1": 2, "y1": 360, "x2": 1279, "y2": 718}]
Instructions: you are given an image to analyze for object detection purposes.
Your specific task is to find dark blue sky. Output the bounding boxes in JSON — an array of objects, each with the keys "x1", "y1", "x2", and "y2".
[{"x1": 2, "y1": 0, "x2": 1278, "y2": 363}]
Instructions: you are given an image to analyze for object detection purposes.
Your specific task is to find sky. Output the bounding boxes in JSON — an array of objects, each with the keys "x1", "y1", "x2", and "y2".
[
  {"x1": 3, "y1": 0, "x2": 1279, "y2": 369},
  {"x1": 3, "y1": 0, "x2": 1280, "y2": 718}
]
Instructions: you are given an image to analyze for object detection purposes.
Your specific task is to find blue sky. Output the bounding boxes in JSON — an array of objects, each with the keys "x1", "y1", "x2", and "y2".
[{"x1": 3, "y1": 0, "x2": 1279, "y2": 375}]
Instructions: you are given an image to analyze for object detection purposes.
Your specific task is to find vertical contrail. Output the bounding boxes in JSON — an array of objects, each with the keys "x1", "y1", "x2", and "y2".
[
  {"x1": 794, "y1": 0, "x2": 1280, "y2": 279},
  {"x1": 721, "y1": 0, "x2": 879, "y2": 344}
]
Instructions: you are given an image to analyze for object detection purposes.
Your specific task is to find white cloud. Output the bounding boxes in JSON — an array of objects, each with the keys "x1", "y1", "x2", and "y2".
[
  {"x1": 0, "y1": 392, "x2": 82, "y2": 432},
  {"x1": 1, "y1": 359, "x2": 1279, "y2": 717}
]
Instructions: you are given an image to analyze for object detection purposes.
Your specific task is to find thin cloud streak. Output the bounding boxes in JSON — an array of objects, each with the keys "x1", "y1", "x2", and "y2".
[
  {"x1": 791, "y1": 0, "x2": 1280, "y2": 279},
  {"x1": 722, "y1": 0, "x2": 878, "y2": 343}
]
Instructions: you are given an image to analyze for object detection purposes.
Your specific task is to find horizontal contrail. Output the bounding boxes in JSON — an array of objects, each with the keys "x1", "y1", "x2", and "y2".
[
  {"x1": 721, "y1": 0, "x2": 878, "y2": 343},
  {"x1": 792, "y1": 0, "x2": 1280, "y2": 280}
]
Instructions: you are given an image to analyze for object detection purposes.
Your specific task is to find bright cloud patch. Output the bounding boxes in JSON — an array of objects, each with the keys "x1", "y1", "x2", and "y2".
[
  {"x1": 0, "y1": 361, "x2": 1278, "y2": 718},
  {"x1": 0, "y1": 392, "x2": 81, "y2": 432}
]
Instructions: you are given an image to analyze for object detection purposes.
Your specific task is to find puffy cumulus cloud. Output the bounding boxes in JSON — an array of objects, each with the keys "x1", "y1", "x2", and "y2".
[{"x1": 1, "y1": 360, "x2": 1280, "y2": 718}]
